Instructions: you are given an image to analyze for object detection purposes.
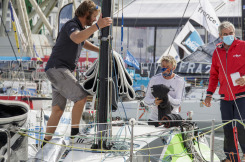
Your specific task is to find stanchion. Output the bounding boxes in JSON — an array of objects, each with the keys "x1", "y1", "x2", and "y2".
[
  {"x1": 129, "y1": 118, "x2": 136, "y2": 162},
  {"x1": 210, "y1": 120, "x2": 215, "y2": 162},
  {"x1": 136, "y1": 101, "x2": 140, "y2": 121}
]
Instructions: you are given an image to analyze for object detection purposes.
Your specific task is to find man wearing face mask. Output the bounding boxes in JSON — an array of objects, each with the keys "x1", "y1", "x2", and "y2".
[
  {"x1": 205, "y1": 21, "x2": 245, "y2": 162},
  {"x1": 43, "y1": 0, "x2": 112, "y2": 145},
  {"x1": 144, "y1": 56, "x2": 185, "y2": 127}
]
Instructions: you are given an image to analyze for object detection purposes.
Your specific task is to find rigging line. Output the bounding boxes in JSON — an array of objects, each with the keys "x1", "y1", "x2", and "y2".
[
  {"x1": 113, "y1": 62, "x2": 128, "y2": 121},
  {"x1": 113, "y1": 0, "x2": 135, "y2": 15},
  {"x1": 111, "y1": 53, "x2": 121, "y2": 113},
  {"x1": 114, "y1": 0, "x2": 135, "y2": 53},
  {"x1": 237, "y1": 0, "x2": 242, "y2": 37},
  {"x1": 108, "y1": 0, "x2": 115, "y2": 145},
  {"x1": 94, "y1": 45, "x2": 101, "y2": 133},
  {"x1": 196, "y1": 0, "x2": 220, "y2": 92},
  {"x1": 167, "y1": 0, "x2": 191, "y2": 55},
  {"x1": 111, "y1": 0, "x2": 115, "y2": 43},
  {"x1": 215, "y1": 2, "x2": 226, "y2": 11},
  {"x1": 227, "y1": 1, "x2": 235, "y2": 26},
  {"x1": 197, "y1": 0, "x2": 244, "y2": 123},
  {"x1": 108, "y1": 30, "x2": 113, "y2": 144},
  {"x1": 18, "y1": 120, "x2": 215, "y2": 139},
  {"x1": 133, "y1": 0, "x2": 143, "y2": 28},
  {"x1": 121, "y1": 0, "x2": 124, "y2": 56},
  {"x1": 103, "y1": 0, "x2": 115, "y2": 144},
  {"x1": 109, "y1": 42, "x2": 131, "y2": 134},
  {"x1": 114, "y1": 0, "x2": 120, "y2": 51},
  {"x1": 0, "y1": 15, "x2": 27, "y2": 98},
  {"x1": 9, "y1": 3, "x2": 20, "y2": 54},
  {"x1": 20, "y1": 121, "x2": 229, "y2": 153}
]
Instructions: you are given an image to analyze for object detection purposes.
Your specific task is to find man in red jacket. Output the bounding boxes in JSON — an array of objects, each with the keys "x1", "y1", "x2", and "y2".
[{"x1": 205, "y1": 21, "x2": 245, "y2": 162}]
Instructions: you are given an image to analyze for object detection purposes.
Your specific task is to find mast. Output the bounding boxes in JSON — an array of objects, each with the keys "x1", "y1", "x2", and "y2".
[
  {"x1": 96, "y1": 0, "x2": 112, "y2": 148},
  {"x1": 0, "y1": 0, "x2": 10, "y2": 36},
  {"x1": 242, "y1": 0, "x2": 245, "y2": 40}
]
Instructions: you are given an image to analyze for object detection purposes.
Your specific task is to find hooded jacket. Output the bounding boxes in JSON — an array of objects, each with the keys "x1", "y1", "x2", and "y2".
[{"x1": 207, "y1": 39, "x2": 245, "y2": 101}]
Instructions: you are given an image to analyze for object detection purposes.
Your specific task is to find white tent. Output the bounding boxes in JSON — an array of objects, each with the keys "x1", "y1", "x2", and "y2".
[{"x1": 113, "y1": 0, "x2": 240, "y2": 27}]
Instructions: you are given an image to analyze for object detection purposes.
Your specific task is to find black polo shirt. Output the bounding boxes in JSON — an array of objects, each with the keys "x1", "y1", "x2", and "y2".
[{"x1": 45, "y1": 16, "x2": 85, "y2": 72}]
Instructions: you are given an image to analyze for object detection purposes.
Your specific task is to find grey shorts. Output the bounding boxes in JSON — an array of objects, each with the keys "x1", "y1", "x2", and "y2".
[{"x1": 46, "y1": 68, "x2": 88, "y2": 110}]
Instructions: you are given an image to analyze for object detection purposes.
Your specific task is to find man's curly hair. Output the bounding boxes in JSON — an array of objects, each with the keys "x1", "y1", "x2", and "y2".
[{"x1": 75, "y1": 0, "x2": 100, "y2": 17}]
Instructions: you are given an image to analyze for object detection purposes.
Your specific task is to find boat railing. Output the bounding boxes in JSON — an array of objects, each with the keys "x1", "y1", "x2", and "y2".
[{"x1": 13, "y1": 117, "x2": 245, "y2": 161}]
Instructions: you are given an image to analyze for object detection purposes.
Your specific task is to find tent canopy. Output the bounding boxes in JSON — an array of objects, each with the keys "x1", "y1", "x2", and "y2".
[{"x1": 113, "y1": 0, "x2": 241, "y2": 27}]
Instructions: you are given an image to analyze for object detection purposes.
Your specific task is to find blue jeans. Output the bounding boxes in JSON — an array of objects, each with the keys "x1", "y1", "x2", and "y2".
[{"x1": 220, "y1": 97, "x2": 245, "y2": 161}]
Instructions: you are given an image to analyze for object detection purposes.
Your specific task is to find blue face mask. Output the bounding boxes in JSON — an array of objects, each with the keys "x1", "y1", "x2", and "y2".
[
  {"x1": 161, "y1": 67, "x2": 168, "y2": 72},
  {"x1": 162, "y1": 68, "x2": 173, "y2": 77},
  {"x1": 223, "y1": 35, "x2": 234, "y2": 45}
]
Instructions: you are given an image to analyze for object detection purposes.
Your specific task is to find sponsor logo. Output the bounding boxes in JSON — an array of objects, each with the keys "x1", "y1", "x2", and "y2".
[
  {"x1": 138, "y1": 62, "x2": 211, "y2": 78},
  {"x1": 60, "y1": 18, "x2": 70, "y2": 24},
  {"x1": 181, "y1": 31, "x2": 204, "y2": 53},
  {"x1": 198, "y1": 7, "x2": 218, "y2": 26},
  {"x1": 169, "y1": 85, "x2": 175, "y2": 91},
  {"x1": 233, "y1": 54, "x2": 241, "y2": 58},
  {"x1": 184, "y1": 38, "x2": 200, "y2": 52},
  {"x1": 177, "y1": 62, "x2": 211, "y2": 74}
]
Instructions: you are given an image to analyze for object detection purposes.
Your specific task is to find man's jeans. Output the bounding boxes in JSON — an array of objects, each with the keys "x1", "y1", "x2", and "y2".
[{"x1": 220, "y1": 97, "x2": 245, "y2": 161}]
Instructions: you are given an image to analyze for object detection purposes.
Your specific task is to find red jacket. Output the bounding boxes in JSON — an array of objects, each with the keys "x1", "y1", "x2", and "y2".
[{"x1": 207, "y1": 39, "x2": 245, "y2": 101}]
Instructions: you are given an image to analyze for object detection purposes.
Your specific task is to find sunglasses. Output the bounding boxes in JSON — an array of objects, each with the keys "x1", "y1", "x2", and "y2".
[{"x1": 94, "y1": 5, "x2": 98, "y2": 10}]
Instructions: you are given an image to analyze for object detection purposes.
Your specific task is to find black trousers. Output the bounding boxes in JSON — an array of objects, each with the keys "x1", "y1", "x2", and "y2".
[{"x1": 220, "y1": 97, "x2": 245, "y2": 161}]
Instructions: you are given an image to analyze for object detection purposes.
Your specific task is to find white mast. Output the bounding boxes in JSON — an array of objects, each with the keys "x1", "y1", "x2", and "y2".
[
  {"x1": 28, "y1": 0, "x2": 51, "y2": 21},
  {"x1": 17, "y1": 0, "x2": 34, "y2": 57},
  {"x1": 0, "y1": 0, "x2": 10, "y2": 36}
]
